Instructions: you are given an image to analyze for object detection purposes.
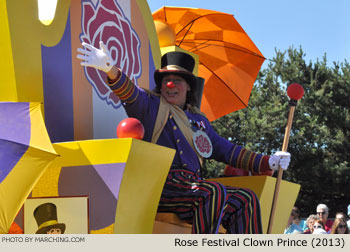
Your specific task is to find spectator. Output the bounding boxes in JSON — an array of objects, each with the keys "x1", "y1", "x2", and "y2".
[
  {"x1": 313, "y1": 228, "x2": 328, "y2": 234},
  {"x1": 330, "y1": 217, "x2": 350, "y2": 234},
  {"x1": 335, "y1": 212, "x2": 346, "y2": 220},
  {"x1": 316, "y1": 204, "x2": 333, "y2": 233},
  {"x1": 347, "y1": 204, "x2": 350, "y2": 230},
  {"x1": 303, "y1": 214, "x2": 318, "y2": 234},
  {"x1": 284, "y1": 206, "x2": 305, "y2": 234},
  {"x1": 312, "y1": 219, "x2": 327, "y2": 234}
]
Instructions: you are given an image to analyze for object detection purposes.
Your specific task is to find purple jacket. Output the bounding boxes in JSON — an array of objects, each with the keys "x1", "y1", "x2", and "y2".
[{"x1": 108, "y1": 71, "x2": 270, "y2": 178}]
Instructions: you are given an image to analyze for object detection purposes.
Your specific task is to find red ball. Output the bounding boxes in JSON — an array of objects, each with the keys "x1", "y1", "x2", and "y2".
[
  {"x1": 287, "y1": 83, "x2": 304, "y2": 100},
  {"x1": 166, "y1": 81, "x2": 175, "y2": 88},
  {"x1": 117, "y1": 118, "x2": 145, "y2": 140}
]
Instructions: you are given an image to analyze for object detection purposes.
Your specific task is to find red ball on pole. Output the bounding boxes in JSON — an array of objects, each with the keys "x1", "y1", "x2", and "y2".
[
  {"x1": 117, "y1": 118, "x2": 145, "y2": 140},
  {"x1": 287, "y1": 83, "x2": 304, "y2": 100}
]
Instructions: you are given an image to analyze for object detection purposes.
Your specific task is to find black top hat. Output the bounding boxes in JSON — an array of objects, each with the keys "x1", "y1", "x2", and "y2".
[
  {"x1": 33, "y1": 203, "x2": 66, "y2": 234},
  {"x1": 154, "y1": 51, "x2": 197, "y2": 89}
]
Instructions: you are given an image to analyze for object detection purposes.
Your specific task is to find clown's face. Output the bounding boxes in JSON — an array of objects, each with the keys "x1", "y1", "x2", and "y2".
[
  {"x1": 47, "y1": 228, "x2": 62, "y2": 234},
  {"x1": 161, "y1": 74, "x2": 190, "y2": 109}
]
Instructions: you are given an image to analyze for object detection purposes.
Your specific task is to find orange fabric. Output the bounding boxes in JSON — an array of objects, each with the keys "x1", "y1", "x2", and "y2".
[
  {"x1": 153, "y1": 7, "x2": 265, "y2": 121},
  {"x1": 8, "y1": 222, "x2": 23, "y2": 234}
]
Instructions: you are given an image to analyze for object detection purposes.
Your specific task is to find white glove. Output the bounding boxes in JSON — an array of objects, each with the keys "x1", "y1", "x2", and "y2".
[
  {"x1": 77, "y1": 41, "x2": 113, "y2": 72},
  {"x1": 268, "y1": 151, "x2": 291, "y2": 171}
]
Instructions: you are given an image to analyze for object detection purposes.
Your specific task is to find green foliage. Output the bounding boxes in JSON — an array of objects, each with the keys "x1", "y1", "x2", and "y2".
[{"x1": 202, "y1": 47, "x2": 350, "y2": 217}]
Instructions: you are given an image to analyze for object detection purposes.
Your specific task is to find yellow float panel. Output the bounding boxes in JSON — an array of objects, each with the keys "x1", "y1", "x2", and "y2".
[{"x1": 31, "y1": 138, "x2": 175, "y2": 234}]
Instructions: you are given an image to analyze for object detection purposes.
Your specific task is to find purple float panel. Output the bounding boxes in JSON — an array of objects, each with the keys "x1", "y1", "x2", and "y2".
[
  {"x1": 42, "y1": 12, "x2": 74, "y2": 143},
  {"x1": 58, "y1": 163, "x2": 125, "y2": 230},
  {"x1": 148, "y1": 43, "x2": 157, "y2": 92},
  {"x1": 0, "y1": 102, "x2": 31, "y2": 183}
]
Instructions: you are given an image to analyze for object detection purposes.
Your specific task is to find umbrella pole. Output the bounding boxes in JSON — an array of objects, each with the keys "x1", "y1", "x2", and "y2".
[{"x1": 267, "y1": 105, "x2": 296, "y2": 234}]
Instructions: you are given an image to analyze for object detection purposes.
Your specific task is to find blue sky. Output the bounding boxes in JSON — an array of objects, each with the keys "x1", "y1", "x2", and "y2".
[{"x1": 148, "y1": 0, "x2": 350, "y2": 69}]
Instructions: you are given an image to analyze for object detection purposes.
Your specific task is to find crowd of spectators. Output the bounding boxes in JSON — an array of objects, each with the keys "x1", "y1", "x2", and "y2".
[{"x1": 284, "y1": 204, "x2": 350, "y2": 234}]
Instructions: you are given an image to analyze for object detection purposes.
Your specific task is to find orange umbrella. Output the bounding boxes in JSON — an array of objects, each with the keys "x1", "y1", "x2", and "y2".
[{"x1": 153, "y1": 7, "x2": 265, "y2": 121}]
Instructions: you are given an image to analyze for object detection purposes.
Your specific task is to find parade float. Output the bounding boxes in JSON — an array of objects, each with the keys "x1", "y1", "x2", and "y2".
[{"x1": 0, "y1": 0, "x2": 300, "y2": 234}]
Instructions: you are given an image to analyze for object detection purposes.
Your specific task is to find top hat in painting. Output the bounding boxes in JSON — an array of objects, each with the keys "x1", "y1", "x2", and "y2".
[{"x1": 33, "y1": 202, "x2": 66, "y2": 234}]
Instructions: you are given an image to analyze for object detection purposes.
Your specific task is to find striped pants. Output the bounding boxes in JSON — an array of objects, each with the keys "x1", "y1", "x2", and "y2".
[{"x1": 157, "y1": 169, "x2": 263, "y2": 234}]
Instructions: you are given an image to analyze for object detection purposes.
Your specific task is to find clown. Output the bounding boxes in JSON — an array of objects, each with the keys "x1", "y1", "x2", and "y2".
[
  {"x1": 77, "y1": 42, "x2": 291, "y2": 234},
  {"x1": 34, "y1": 203, "x2": 65, "y2": 234}
]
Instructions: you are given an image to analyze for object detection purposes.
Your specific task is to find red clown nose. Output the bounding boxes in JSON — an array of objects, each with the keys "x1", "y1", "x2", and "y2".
[
  {"x1": 166, "y1": 81, "x2": 175, "y2": 88},
  {"x1": 287, "y1": 83, "x2": 304, "y2": 100}
]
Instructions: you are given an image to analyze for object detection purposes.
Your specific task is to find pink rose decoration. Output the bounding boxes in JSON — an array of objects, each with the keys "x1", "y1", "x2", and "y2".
[
  {"x1": 195, "y1": 135, "x2": 211, "y2": 154},
  {"x1": 80, "y1": 0, "x2": 141, "y2": 108}
]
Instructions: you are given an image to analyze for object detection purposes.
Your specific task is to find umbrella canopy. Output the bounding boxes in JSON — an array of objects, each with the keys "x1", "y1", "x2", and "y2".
[
  {"x1": 153, "y1": 7, "x2": 265, "y2": 121},
  {"x1": 0, "y1": 102, "x2": 57, "y2": 234}
]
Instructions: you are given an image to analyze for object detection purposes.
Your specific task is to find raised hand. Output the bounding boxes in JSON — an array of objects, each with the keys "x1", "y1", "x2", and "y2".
[{"x1": 77, "y1": 41, "x2": 113, "y2": 72}]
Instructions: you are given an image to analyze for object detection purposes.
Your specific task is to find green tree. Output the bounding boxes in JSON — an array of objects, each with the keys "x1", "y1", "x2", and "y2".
[{"x1": 203, "y1": 47, "x2": 350, "y2": 217}]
